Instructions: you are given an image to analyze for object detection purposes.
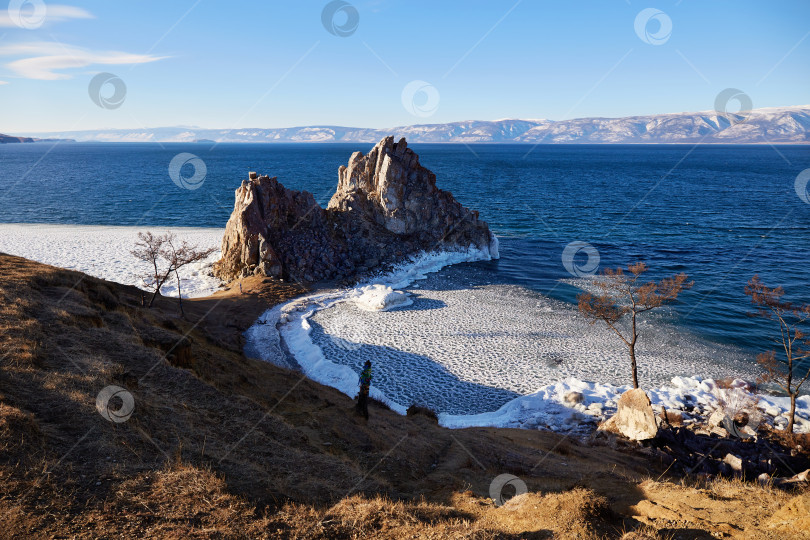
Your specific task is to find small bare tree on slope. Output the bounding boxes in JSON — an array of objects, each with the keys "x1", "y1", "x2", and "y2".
[
  {"x1": 746, "y1": 275, "x2": 810, "y2": 433},
  {"x1": 577, "y1": 262, "x2": 692, "y2": 389},
  {"x1": 132, "y1": 231, "x2": 216, "y2": 314}
]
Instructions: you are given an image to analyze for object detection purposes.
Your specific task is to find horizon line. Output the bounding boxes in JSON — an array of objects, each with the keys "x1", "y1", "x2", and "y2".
[{"x1": 10, "y1": 104, "x2": 810, "y2": 136}]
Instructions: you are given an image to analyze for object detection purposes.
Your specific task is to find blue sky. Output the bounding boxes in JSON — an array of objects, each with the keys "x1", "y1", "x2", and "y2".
[{"x1": 1, "y1": 0, "x2": 809, "y2": 133}]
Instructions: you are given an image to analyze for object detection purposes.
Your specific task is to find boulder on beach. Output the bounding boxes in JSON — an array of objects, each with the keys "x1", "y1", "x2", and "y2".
[
  {"x1": 213, "y1": 136, "x2": 498, "y2": 283},
  {"x1": 598, "y1": 388, "x2": 659, "y2": 441}
]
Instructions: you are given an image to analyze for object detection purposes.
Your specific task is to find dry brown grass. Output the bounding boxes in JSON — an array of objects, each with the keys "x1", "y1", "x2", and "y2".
[
  {"x1": 618, "y1": 525, "x2": 669, "y2": 540},
  {"x1": 0, "y1": 253, "x2": 801, "y2": 539},
  {"x1": 406, "y1": 404, "x2": 439, "y2": 423},
  {"x1": 659, "y1": 409, "x2": 683, "y2": 427},
  {"x1": 762, "y1": 425, "x2": 810, "y2": 456}
]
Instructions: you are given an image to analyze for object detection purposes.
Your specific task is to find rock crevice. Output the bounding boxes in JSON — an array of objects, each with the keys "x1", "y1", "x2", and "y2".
[{"x1": 213, "y1": 137, "x2": 497, "y2": 283}]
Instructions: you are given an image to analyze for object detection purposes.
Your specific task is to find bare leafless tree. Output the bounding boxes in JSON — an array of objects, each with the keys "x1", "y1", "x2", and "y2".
[
  {"x1": 131, "y1": 231, "x2": 216, "y2": 313},
  {"x1": 577, "y1": 262, "x2": 693, "y2": 389},
  {"x1": 745, "y1": 275, "x2": 810, "y2": 433},
  {"x1": 132, "y1": 231, "x2": 171, "y2": 307}
]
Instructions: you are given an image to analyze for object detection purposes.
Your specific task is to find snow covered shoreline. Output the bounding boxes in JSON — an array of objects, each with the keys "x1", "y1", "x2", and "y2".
[
  {"x1": 440, "y1": 375, "x2": 810, "y2": 435},
  {"x1": 0, "y1": 223, "x2": 224, "y2": 298},
  {"x1": 245, "y1": 243, "x2": 810, "y2": 435},
  {"x1": 246, "y1": 246, "x2": 501, "y2": 416},
  {"x1": 5, "y1": 223, "x2": 805, "y2": 435}
]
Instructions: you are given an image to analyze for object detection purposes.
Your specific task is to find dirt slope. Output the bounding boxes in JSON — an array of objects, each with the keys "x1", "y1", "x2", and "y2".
[{"x1": 0, "y1": 253, "x2": 804, "y2": 539}]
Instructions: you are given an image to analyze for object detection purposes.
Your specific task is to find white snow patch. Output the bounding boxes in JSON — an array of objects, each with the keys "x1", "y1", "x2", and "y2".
[
  {"x1": 440, "y1": 376, "x2": 810, "y2": 434},
  {"x1": 351, "y1": 284, "x2": 412, "y2": 311},
  {"x1": 0, "y1": 223, "x2": 224, "y2": 298}
]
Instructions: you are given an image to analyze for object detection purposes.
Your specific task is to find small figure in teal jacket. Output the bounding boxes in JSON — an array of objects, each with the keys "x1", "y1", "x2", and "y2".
[{"x1": 356, "y1": 360, "x2": 372, "y2": 419}]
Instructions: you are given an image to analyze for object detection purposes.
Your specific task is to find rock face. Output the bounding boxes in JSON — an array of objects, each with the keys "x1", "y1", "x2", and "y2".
[
  {"x1": 598, "y1": 388, "x2": 659, "y2": 441},
  {"x1": 651, "y1": 424, "x2": 810, "y2": 480},
  {"x1": 213, "y1": 137, "x2": 497, "y2": 282}
]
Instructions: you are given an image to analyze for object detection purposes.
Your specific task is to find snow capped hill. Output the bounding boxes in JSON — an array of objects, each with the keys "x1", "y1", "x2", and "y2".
[
  {"x1": 511, "y1": 107, "x2": 810, "y2": 143},
  {"x1": 15, "y1": 106, "x2": 810, "y2": 144}
]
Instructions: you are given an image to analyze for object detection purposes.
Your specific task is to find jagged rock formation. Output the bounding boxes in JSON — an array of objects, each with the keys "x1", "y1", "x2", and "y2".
[{"x1": 213, "y1": 137, "x2": 497, "y2": 283}]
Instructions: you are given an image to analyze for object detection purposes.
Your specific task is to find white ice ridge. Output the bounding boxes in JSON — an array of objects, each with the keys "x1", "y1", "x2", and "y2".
[
  {"x1": 0, "y1": 223, "x2": 224, "y2": 298},
  {"x1": 440, "y1": 376, "x2": 810, "y2": 434},
  {"x1": 351, "y1": 284, "x2": 412, "y2": 311},
  {"x1": 245, "y1": 245, "x2": 498, "y2": 413}
]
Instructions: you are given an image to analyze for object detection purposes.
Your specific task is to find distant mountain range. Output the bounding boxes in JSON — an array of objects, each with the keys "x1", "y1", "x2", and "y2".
[{"x1": 12, "y1": 106, "x2": 810, "y2": 144}]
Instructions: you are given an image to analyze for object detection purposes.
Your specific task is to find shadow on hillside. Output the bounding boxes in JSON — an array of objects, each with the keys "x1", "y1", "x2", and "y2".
[{"x1": 0, "y1": 254, "x2": 655, "y2": 537}]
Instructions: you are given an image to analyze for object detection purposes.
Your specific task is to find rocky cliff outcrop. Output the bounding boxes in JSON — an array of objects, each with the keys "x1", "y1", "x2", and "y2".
[
  {"x1": 213, "y1": 136, "x2": 498, "y2": 283},
  {"x1": 0, "y1": 133, "x2": 74, "y2": 143},
  {"x1": 0, "y1": 133, "x2": 32, "y2": 143}
]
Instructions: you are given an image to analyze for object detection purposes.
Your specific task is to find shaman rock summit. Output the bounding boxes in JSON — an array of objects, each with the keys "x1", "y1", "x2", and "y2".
[{"x1": 213, "y1": 137, "x2": 498, "y2": 283}]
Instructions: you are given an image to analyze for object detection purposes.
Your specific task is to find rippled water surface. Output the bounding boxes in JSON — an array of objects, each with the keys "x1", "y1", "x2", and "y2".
[{"x1": 1, "y1": 142, "x2": 808, "y2": 357}]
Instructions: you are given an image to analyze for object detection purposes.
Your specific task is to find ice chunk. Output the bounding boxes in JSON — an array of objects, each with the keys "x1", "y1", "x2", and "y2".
[{"x1": 351, "y1": 284, "x2": 412, "y2": 311}]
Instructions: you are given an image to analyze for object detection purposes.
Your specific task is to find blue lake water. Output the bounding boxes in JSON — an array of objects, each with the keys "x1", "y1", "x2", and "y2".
[{"x1": 1, "y1": 141, "x2": 808, "y2": 360}]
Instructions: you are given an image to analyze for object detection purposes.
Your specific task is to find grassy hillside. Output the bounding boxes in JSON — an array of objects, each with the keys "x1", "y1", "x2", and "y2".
[{"x1": 0, "y1": 253, "x2": 804, "y2": 539}]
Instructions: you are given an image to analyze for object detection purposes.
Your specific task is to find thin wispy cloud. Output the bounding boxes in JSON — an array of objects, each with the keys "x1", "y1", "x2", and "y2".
[
  {"x1": 0, "y1": 4, "x2": 93, "y2": 28},
  {"x1": 0, "y1": 42, "x2": 166, "y2": 80}
]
